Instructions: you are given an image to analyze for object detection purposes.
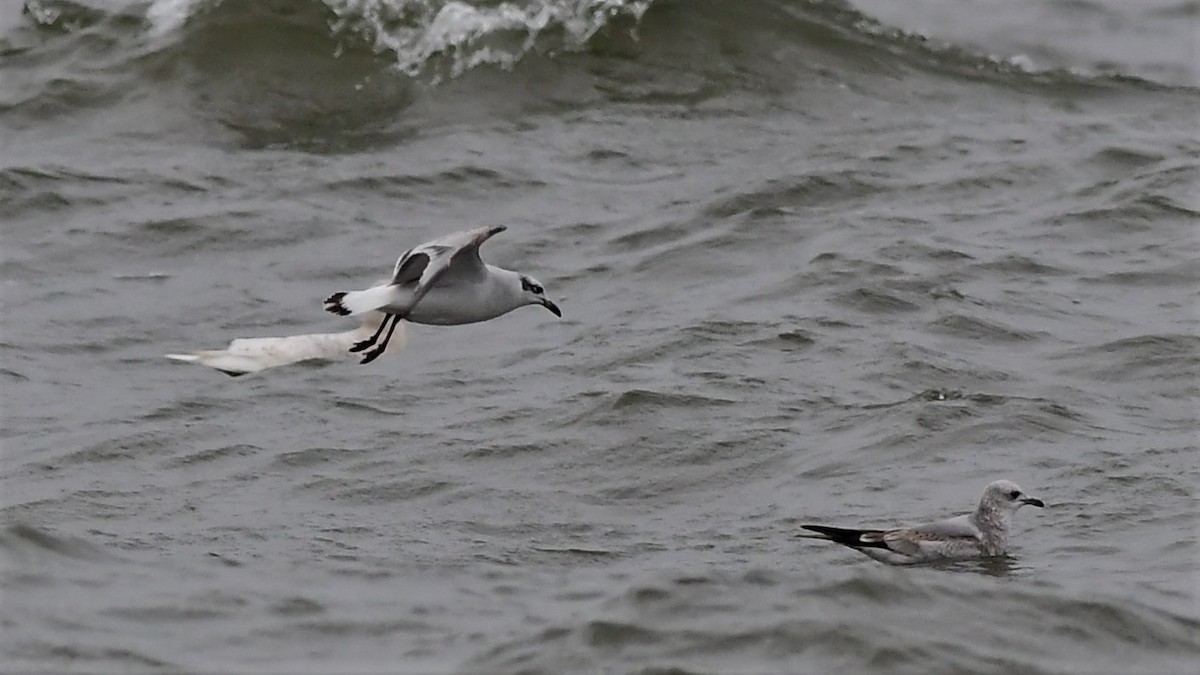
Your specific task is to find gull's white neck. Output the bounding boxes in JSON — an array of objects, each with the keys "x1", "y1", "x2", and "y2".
[
  {"x1": 972, "y1": 503, "x2": 1011, "y2": 555},
  {"x1": 484, "y1": 264, "x2": 525, "y2": 299}
]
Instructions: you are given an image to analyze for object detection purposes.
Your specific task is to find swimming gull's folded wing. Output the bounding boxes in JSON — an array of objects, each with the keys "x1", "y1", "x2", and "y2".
[{"x1": 907, "y1": 513, "x2": 980, "y2": 539}]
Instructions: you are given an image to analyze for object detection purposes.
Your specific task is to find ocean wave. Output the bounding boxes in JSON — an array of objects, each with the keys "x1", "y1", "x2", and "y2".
[
  {"x1": 0, "y1": 522, "x2": 111, "y2": 562},
  {"x1": 10, "y1": 0, "x2": 1192, "y2": 153},
  {"x1": 17, "y1": 0, "x2": 1189, "y2": 92},
  {"x1": 10, "y1": 0, "x2": 1194, "y2": 151},
  {"x1": 138, "y1": 0, "x2": 652, "y2": 80},
  {"x1": 326, "y1": 0, "x2": 650, "y2": 79},
  {"x1": 463, "y1": 569, "x2": 1200, "y2": 674}
]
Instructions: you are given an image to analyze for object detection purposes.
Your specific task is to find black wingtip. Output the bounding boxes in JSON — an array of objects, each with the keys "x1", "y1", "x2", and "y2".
[
  {"x1": 476, "y1": 225, "x2": 507, "y2": 241},
  {"x1": 801, "y1": 525, "x2": 890, "y2": 550},
  {"x1": 324, "y1": 292, "x2": 351, "y2": 316}
]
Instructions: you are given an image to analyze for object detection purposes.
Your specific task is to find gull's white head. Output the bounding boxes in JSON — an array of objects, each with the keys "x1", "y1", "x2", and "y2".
[
  {"x1": 980, "y1": 479, "x2": 1045, "y2": 513},
  {"x1": 518, "y1": 274, "x2": 562, "y2": 317}
]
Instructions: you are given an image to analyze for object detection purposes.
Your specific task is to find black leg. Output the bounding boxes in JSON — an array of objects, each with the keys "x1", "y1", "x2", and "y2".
[
  {"x1": 350, "y1": 313, "x2": 392, "y2": 353},
  {"x1": 359, "y1": 314, "x2": 401, "y2": 365}
]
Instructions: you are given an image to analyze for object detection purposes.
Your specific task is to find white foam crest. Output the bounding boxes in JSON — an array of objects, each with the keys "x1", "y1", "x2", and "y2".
[
  {"x1": 145, "y1": 0, "x2": 206, "y2": 36},
  {"x1": 326, "y1": 0, "x2": 650, "y2": 78}
]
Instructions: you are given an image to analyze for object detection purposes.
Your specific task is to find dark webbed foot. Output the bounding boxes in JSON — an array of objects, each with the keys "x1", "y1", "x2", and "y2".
[
  {"x1": 359, "y1": 346, "x2": 386, "y2": 364},
  {"x1": 357, "y1": 314, "x2": 401, "y2": 365},
  {"x1": 349, "y1": 312, "x2": 392, "y2": 353}
]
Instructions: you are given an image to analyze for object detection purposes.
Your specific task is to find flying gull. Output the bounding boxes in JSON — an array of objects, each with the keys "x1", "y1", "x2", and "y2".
[{"x1": 324, "y1": 225, "x2": 561, "y2": 364}]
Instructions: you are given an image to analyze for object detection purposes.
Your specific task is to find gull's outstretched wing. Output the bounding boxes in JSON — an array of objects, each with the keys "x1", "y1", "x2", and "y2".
[
  {"x1": 323, "y1": 228, "x2": 507, "y2": 318},
  {"x1": 389, "y1": 225, "x2": 506, "y2": 307}
]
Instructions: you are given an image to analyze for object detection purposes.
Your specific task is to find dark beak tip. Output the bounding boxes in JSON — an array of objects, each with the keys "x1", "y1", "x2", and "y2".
[
  {"x1": 1027, "y1": 498, "x2": 1045, "y2": 508},
  {"x1": 544, "y1": 300, "x2": 562, "y2": 317}
]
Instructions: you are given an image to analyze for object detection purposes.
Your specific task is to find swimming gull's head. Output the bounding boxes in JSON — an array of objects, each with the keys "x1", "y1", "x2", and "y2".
[{"x1": 979, "y1": 479, "x2": 1044, "y2": 515}]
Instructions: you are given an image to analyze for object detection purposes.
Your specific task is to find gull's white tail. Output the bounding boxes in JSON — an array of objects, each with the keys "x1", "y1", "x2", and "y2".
[{"x1": 324, "y1": 284, "x2": 397, "y2": 316}]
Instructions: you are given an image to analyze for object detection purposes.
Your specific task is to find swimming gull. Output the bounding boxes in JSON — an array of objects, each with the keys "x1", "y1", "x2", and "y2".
[
  {"x1": 799, "y1": 479, "x2": 1044, "y2": 565},
  {"x1": 323, "y1": 225, "x2": 561, "y2": 364},
  {"x1": 165, "y1": 310, "x2": 403, "y2": 376}
]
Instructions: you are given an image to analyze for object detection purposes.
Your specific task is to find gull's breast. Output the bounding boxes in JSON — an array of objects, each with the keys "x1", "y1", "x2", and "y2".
[{"x1": 404, "y1": 286, "x2": 514, "y2": 326}]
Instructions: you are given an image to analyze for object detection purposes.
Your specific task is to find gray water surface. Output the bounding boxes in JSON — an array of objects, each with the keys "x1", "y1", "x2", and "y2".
[{"x1": 3, "y1": 0, "x2": 1199, "y2": 672}]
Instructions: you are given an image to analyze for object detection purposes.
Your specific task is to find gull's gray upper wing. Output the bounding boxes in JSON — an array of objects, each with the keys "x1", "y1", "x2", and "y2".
[
  {"x1": 873, "y1": 514, "x2": 981, "y2": 558},
  {"x1": 391, "y1": 225, "x2": 505, "y2": 284},
  {"x1": 907, "y1": 513, "x2": 980, "y2": 539},
  {"x1": 387, "y1": 225, "x2": 507, "y2": 314}
]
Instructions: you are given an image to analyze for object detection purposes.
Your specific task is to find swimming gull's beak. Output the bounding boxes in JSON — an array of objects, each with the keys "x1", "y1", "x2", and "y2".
[
  {"x1": 1021, "y1": 496, "x2": 1045, "y2": 508},
  {"x1": 541, "y1": 298, "x2": 562, "y2": 317}
]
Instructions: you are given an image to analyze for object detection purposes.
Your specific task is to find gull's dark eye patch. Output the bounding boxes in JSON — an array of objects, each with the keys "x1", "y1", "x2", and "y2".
[
  {"x1": 1008, "y1": 489, "x2": 1021, "y2": 499},
  {"x1": 521, "y1": 277, "x2": 543, "y2": 294}
]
